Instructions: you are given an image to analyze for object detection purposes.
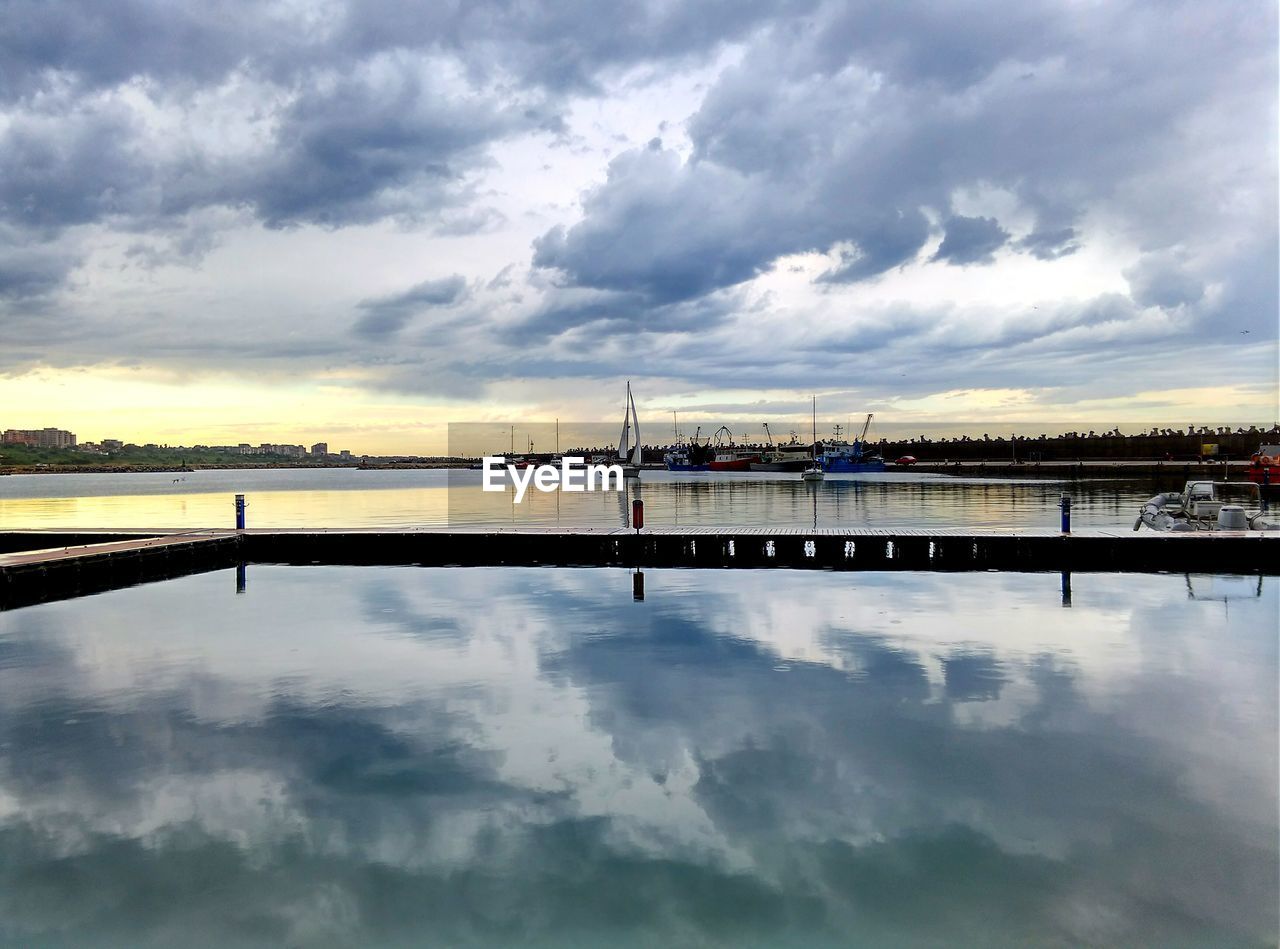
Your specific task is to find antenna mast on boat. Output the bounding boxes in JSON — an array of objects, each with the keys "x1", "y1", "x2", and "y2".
[{"x1": 813, "y1": 397, "x2": 818, "y2": 458}]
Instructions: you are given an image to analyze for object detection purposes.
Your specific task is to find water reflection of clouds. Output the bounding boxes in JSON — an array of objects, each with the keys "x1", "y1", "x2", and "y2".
[{"x1": 0, "y1": 567, "x2": 1274, "y2": 945}]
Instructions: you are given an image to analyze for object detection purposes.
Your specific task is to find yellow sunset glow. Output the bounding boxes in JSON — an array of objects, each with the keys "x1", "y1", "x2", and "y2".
[{"x1": 2, "y1": 368, "x2": 1274, "y2": 455}]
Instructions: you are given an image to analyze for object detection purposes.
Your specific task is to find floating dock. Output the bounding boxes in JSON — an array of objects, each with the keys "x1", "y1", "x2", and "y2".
[{"x1": 1, "y1": 527, "x2": 1275, "y2": 610}]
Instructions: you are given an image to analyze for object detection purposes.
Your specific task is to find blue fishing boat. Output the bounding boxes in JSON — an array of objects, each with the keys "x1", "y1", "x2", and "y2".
[{"x1": 821, "y1": 413, "x2": 886, "y2": 473}]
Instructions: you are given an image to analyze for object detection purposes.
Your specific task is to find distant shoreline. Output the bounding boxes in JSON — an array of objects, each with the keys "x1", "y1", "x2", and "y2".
[
  {"x1": 0, "y1": 461, "x2": 467, "y2": 476},
  {"x1": 0, "y1": 459, "x2": 1254, "y2": 479}
]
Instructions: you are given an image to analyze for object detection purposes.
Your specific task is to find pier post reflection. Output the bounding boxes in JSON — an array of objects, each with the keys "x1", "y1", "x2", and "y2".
[
  {"x1": 235, "y1": 562, "x2": 247, "y2": 594},
  {"x1": 632, "y1": 569, "x2": 645, "y2": 601},
  {"x1": 1061, "y1": 570, "x2": 1072, "y2": 607}
]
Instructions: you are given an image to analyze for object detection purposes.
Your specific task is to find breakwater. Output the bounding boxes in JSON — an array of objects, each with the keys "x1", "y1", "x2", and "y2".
[
  {"x1": 876, "y1": 429, "x2": 1277, "y2": 462},
  {"x1": 907, "y1": 460, "x2": 1248, "y2": 480}
]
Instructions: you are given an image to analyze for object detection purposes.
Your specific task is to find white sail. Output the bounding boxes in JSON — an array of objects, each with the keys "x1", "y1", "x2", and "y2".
[
  {"x1": 617, "y1": 381, "x2": 632, "y2": 461},
  {"x1": 628, "y1": 387, "x2": 641, "y2": 465}
]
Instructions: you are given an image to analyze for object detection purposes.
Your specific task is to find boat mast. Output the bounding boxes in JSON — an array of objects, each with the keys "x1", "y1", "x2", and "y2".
[
  {"x1": 617, "y1": 381, "x2": 632, "y2": 460},
  {"x1": 629, "y1": 385, "x2": 641, "y2": 465},
  {"x1": 812, "y1": 397, "x2": 818, "y2": 462}
]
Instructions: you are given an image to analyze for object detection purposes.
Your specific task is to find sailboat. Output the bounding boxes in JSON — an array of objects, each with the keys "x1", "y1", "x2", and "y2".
[
  {"x1": 802, "y1": 396, "x2": 824, "y2": 481},
  {"x1": 617, "y1": 381, "x2": 643, "y2": 477}
]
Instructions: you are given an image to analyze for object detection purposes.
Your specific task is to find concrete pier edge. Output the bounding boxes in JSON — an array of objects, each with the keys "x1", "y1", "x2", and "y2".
[{"x1": 1, "y1": 527, "x2": 1275, "y2": 611}]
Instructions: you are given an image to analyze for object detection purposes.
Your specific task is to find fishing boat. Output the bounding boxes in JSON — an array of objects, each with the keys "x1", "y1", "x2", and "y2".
[
  {"x1": 1247, "y1": 444, "x2": 1280, "y2": 497},
  {"x1": 751, "y1": 423, "x2": 812, "y2": 472},
  {"x1": 705, "y1": 426, "x2": 760, "y2": 471},
  {"x1": 616, "y1": 381, "x2": 642, "y2": 477},
  {"x1": 664, "y1": 424, "x2": 713, "y2": 471},
  {"x1": 821, "y1": 413, "x2": 886, "y2": 473},
  {"x1": 1134, "y1": 480, "x2": 1279, "y2": 531},
  {"x1": 664, "y1": 442, "x2": 713, "y2": 471},
  {"x1": 710, "y1": 449, "x2": 761, "y2": 471},
  {"x1": 801, "y1": 397, "x2": 824, "y2": 482}
]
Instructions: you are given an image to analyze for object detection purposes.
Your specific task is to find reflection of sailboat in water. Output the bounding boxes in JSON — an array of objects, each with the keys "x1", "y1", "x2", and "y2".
[
  {"x1": 619, "y1": 474, "x2": 640, "y2": 528},
  {"x1": 617, "y1": 380, "x2": 642, "y2": 478}
]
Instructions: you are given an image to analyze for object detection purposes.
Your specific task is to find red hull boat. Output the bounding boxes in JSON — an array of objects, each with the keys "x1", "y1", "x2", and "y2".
[
  {"x1": 709, "y1": 449, "x2": 761, "y2": 471},
  {"x1": 1247, "y1": 445, "x2": 1280, "y2": 496}
]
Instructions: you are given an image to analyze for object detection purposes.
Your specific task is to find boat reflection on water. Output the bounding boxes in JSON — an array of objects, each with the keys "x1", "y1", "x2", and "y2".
[
  {"x1": 2, "y1": 466, "x2": 1185, "y2": 532},
  {"x1": 0, "y1": 566, "x2": 1273, "y2": 946}
]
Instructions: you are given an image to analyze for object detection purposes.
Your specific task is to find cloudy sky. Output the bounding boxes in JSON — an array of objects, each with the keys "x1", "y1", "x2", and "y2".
[{"x1": 1, "y1": 0, "x2": 1276, "y2": 451}]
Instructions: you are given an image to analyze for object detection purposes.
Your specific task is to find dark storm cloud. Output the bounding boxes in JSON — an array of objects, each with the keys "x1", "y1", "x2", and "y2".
[
  {"x1": 0, "y1": 0, "x2": 1273, "y2": 398},
  {"x1": 0, "y1": 239, "x2": 78, "y2": 300},
  {"x1": 532, "y1": 1, "x2": 1276, "y2": 335},
  {"x1": 817, "y1": 209, "x2": 934, "y2": 283},
  {"x1": 1015, "y1": 225, "x2": 1080, "y2": 261},
  {"x1": 1123, "y1": 253, "x2": 1205, "y2": 309},
  {"x1": 0, "y1": 98, "x2": 152, "y2": 230},
  {"x1": 354, "y1": 274, "x2": 469, "y2": 337},
  {"x1": 931, "y1": 215, "x2": 1010, "y2": 266},
  {"x1": 0, "y1": 63, "x2": 540, "y2": 234},
  {"x1": 0, "y1": 0, "x2": 810, "y2": 335},
  {"x1": 532, "y1": 150, "x2": 769, "y2": 304},
  {"x1": 244, "y1": 66, "x2": 549, "y2": 229},
  {"x1": 336, "y1": 0, "x2": 814, "y2": 94},
  {"x1": 0, "y1": 0, "x2": 801, "y2": 101},
  {"x1": 512, "y1": 284, "x2": 745, "y2": 342}
]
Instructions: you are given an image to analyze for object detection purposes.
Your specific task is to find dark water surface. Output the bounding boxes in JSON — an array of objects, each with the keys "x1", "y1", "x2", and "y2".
[
  {"x1": 0, "y1": 467, "x2": 1175, "y2": 530},
  {"x1": 0, "y1": 567, "x2": 1274, "y2": 946}
]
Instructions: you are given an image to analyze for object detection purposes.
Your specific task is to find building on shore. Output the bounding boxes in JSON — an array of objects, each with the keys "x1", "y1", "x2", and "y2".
[
  {"x1": 2, "y1": 427, "x2": 77, "y2": 448},
  {"x1": 311, "y1": 442, "x2": 329, "y2": 457},
  {"x1": 255, "y1": 443, "x2": 306, "y2": 457}
]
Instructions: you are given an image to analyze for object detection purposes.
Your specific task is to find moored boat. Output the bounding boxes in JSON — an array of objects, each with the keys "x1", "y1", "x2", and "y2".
[
  {"x1": 751, "y1": 422, "x2": 812, "y2": 472},
  {"x1": 706, "y1": 426, "x2": 760, "y2": 471},
  {"x1": 801, "y1": 396, "x2": 824, "y2": 482},
  {"x1": 1247, "y1": 444, "x2": 1280, "y2": 496},
  {"x1": 710, "y1": 449, "x2": 761, "y2": 471},
  {"x1": 821, "y1": 413, "x2": 886, "y2": 473},
  {"x1": 664, "y1": 442, "x2": 713, "y2": 471},
  {"x1": 1134, "y1": 480, "x2": 1279, "y2": 531},
  {"x1": 751, "y1": 442, "x2": 811, "y2": 472}
]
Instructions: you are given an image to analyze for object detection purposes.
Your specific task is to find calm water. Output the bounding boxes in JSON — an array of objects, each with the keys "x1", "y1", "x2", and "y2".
[
  {"x1": 0, "y1": 468, "x2": 1166, "y2": 531},
  {"x1": 0, "y1": 567, "x2": 1274, "y2": 946}
]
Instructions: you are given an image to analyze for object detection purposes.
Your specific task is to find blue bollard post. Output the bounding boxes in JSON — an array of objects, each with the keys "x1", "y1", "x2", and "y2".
[
  {"x1": 1059, "y1": 493, "x2": 1071, "y2": 534},
  {"x1": 234, "y1": 494, "x2": 246, "y2": 530}
]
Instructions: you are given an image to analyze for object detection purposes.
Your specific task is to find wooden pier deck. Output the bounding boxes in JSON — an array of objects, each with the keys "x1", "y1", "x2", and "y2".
[{"x1": 1, "y1": 526, "x2": 1275, "y2": 610}]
